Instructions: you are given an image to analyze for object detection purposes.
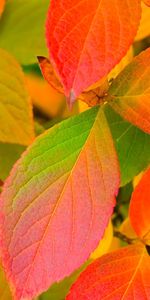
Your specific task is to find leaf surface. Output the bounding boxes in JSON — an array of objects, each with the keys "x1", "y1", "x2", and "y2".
[
  {"x1": 142, "y1": 0, "x2": 150, "y2": 6},
  {"x1": 0, "y1": 0, "x2": 49, "y2": 64},
  {"x1": 104, "y1": 105, "x2": 150, "y2": 186},
  {"x1": 0, "y1": 107, "x2": 119, "y2": 299},
  {"x1": 135, "y1": 3, "x2": 150, "y2": 41},
  {"x1": 108, "y1": 48, "x2": 150, "y2": 134},
  {"x1": 46, "y1": 0, "x2": 141, "y2": 104},
  {"x1": 129, "y1": 168, "x2": 150, "y2": 245},
  {"x1": 0, "y1": 49, "x2": 34, "y2": 145},
  {"x1": 67, "y1": 244, "x2": 150, "y2": 300}
]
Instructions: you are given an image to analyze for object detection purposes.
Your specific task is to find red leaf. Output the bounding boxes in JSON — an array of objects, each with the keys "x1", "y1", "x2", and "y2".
[
  {"x1": 46, "y1": 0, "x2": 141, "y2": 106},
  {"x1": 129, "y1": 167, "x2": 150, "y2": 245},
  {"x1": 66, "y1": 244, "x2": 150, "y2": 300}
]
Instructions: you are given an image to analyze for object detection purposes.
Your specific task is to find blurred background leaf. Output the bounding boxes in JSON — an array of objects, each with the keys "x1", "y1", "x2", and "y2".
[{"x1": 0, "y1": 0, "x2": 49, "y2": 64}]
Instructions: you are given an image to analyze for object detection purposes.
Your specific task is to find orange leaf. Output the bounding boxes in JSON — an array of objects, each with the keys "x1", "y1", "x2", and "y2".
[
  {"x1": 108, "y1": 48, "x2": 150, "y2": 134},
  {"x1": 67, "y1": 244, "x2": 150, "y2": 300},
  {"x1": 129, "y1": 167, "x2": 150, "y2": 245},
  {"x1": 46, "y1": 0, "x2": 141, "y2": 106},
  {"x1": 38, "y1": 56, "x2": 64, "y2": 94},
  {"x1": 142, "y1": 0, "x2": 150, "y2": 6},
  {"x1": 0, "y1": 0, "x2": 5, "y2": 16}
]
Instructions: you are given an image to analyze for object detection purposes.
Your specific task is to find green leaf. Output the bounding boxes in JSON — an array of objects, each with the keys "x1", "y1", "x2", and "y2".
[
  {"x1": 0, "y1": 48, "x2": 34, "y2": 145},
  {"x1": 0, "y1": 0, "x2": 49, "y2": 65},
  {"x1": 104, "y1": 105, "x2": 150, "y2": 186},
  {"x1": 0, "y1": 143, "x2": 25, "y2": 181}
]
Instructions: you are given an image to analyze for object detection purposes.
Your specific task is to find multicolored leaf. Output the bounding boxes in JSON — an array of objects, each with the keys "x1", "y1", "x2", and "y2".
[
  {"x1": 0, "y1": 106, "x2": 119, "y2": 299},
  {"x1": 104, "y1": 105, "x2": 150, "y2": 186},
  {"x1": 0, "y1": 0, "x2": 49, "y2": 64},
  {"x1": 108, "y1": 48, "x2": 150, "y2": 134},
  {"x1": 46, "y1": 0, "x2": 141, "y2": 105},
  {"x1": 0, "y1": 48, "x2": 34, "y2": 145},
  {"x1": 67, "y1": 243, "x2": 150, "y2": 300},
  {"x1": 129, "y1": 167, "x2": 150, "y2": 245}
]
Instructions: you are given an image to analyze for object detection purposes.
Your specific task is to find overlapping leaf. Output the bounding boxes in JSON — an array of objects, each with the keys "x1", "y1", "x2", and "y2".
[
  {"x1": 104, "y1": 105, "x2": 150, "y2": 186},
  {"x1": 67, "y1": 244, "x2": 150, "y2": 300},
  {"x1": 135, "y1": 3, "x2": 150, "y2": 41},
  {"x1": 0, "y1": 107, "x2": 119, "y2": 299},
  {"x1": 108, "y1": 48, "x2": 150, "y2": 134},
  {"x1": 0, "y1": 49, "x2": 34, "y2": 145},
  {"x1": 46, "y1": 0, "x2": 141, "y2": 105},
  {"x1": 142, "y1": 0, "x2": 150, "y2": 6},
  {"x1": 0, "y1": 0, "x2": 49, "y2": 64},
  {"x1": 130, "y1": 167, "x2": 150, "y2": 245}
]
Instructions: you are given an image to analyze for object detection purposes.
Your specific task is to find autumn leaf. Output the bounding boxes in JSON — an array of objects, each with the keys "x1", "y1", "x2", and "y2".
[
  {"x1": 142, "y1": 0, "x2": 150, "y2": 6},
  {"x1": 90, "y1": 221, "x2": 113, "y2": 259},
  {"x1": 38, "y1": 56, "x2": 109, "y2": 107},
  {"x1": 0, "y1": 48, "x2": 34, "y2": 145},
  {"x1": 0, "y1": 106, "x2": 119, "y2": 299},
  {"x1": 104, "y1": 105, "x2": 150, "y2": 186},
  {"x1": 129, "y1": 167, "x2": 150, "y2": 245},
  {"x1": 46, "y1": 0, "x2": 141, "y2": 106},
  {"x1": 108, "y1": 48, "x2": 150, "y2": 134},
  {"x1": 67, "y1": 243, "x2": 150, "y2": 300},
  {"x1": 135, "y1": 3, "x2": 150, "y2": 41},
  {"x1": 0, "y1": 0, "x2": 5, "y2": 16}
]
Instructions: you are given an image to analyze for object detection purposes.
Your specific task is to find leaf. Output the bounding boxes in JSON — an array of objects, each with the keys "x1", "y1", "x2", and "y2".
[
  {"x1": 135, "y1": 3, "x2": 150, "y2": 41},
  {"x1": 0, "y1": 143, "x2": 25, "y2": 181},
  {"x1": 0, "y1": 264, "x2": 12, "y2": 299},
  {"x1": 108, "y1": 48, "x2": 150, "y2": 134},
  {"x1": 38, "y1": 56, "x2": 110, "y2": 107},
  {"x1": 104, "y1": 105, "x2": 150, "y2": 186},
  {"x1": 90, "y1": 221, "x2": 113, "y2": 259},
  {"x1": 0, "y1": 0, "x2": 49, "y2": 65},
  {"x1": 46, "y1": 0, "x2": 141, "y2": 105},
  {"x1": 142, "y1": 0, "x2": 150, "y2": 6},
  {"x1": 66, "y1": 243, "x2": 150, "y2": 300},
  {"x1": 0, "y1": 106, "x2": 119, "y2": 299},
  {"x1": 39, "y1": 262, "x2": 89, "y2": 300},
  {"x1": 129, "y1": 168, "x2": 150, "y2": 245},
  {"x1": 0, "y1": 0, "x2": 5, "y2": 16},
  {"x1": 38, "y1": 56, "x2": 64, "y2": 94},
  {"x1": 108, "y1": 46, "x2": 134, "y2": 80},
  {"x1": 0, "y1": 48, "x2": 34, "y2": 145}
]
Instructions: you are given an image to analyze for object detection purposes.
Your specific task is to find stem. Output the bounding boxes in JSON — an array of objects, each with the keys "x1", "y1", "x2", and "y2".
[{"x1": 114, "y1": 230, "x2": 137, "y2": 245}]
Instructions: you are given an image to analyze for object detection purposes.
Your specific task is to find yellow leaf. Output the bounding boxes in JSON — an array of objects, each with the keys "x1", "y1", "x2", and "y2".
[
  {"x1": 0, "y1": 49, "x2": 34, "y2": 145},
  {"x1": 120, "y1": 217, "x2": 137, "y2": 239},
  {"x1": 133, "y1": 171, "x2": 144, "y2": 189},
  {"x1": 108, "y1": 46, "x2": 133, "y2": 80},
  {"x1": 135, "y1": 3, "x2": 150, "y2": 41},
  {"x1": 90, "y1": 221, "x2": 113, "y2": 259}
]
